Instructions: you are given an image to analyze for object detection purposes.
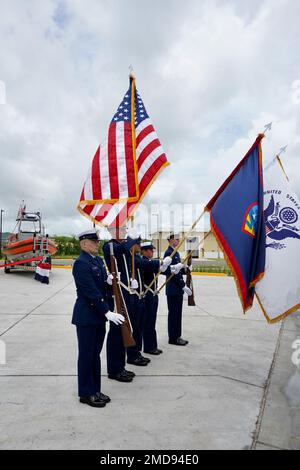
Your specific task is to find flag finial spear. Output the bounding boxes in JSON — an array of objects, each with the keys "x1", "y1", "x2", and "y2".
[
  {"x1": 129, "y1": 64, "x2": 135, "y2": 80},
  {"x1": 264, "y1": 145, "x2": 288, "y2": 171},
  {"x1": 263, "y1": 122, "x2": 272, "y2": 134},
  {"x1": 278, "y1": 145, "x2": 287, "y2": 156}
]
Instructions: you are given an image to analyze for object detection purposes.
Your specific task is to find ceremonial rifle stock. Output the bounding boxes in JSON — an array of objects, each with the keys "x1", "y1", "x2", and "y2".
[
  {"x1": 109, "y1": 242, "x2": 135, "y2": 347},
  {"x1": 186, "y1": 250, "x2": 196, "y2": 306},
  {"x1": 131, "y1": 248, "x2": 135, "y2": 281}
]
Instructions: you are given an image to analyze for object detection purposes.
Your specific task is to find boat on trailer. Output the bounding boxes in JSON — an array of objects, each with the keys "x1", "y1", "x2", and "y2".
[{"x1": 1, "y1": 204, "x2": 57, "y2": 273}]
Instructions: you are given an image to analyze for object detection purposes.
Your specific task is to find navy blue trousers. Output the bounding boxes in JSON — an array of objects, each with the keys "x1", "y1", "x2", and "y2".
[
  {"x1": 167, "y1": 295, "x2": 183, "y2": 342},
  {"x1": 142, "y1": 293, "x2": 159, "y2": 352},
  {"x1": 124, "y1": 291, "x2": 144, "y2": 361},
  {"x1": 106, "y1": 321, "x2": 125, "y2": 375},
  {"x1": 76, "y1": 324, "x2": 106, "y2": 397}
]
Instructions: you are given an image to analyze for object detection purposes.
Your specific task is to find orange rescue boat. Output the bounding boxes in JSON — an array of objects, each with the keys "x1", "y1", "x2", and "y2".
[{"x1": 1, "y1": 203, "x2": 57, "y2": 273}]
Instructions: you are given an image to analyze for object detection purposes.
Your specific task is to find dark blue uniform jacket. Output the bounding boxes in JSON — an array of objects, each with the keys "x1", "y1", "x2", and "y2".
[
  {"x1": 72, "y1": 251, "x2": 111, "y2": 326},
  {"x1": 142, "y1": 255, "x2": 160, "y2": 292},
  {"x1": 103, "y1": 240, "x2": 159, "y2": 292},
  {"x1": 163, "y1": 246, "x2": 186, "y2": 296}
]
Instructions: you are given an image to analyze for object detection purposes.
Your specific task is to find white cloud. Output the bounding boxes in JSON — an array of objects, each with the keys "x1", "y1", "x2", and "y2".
[{"x1": 0, "y1": 0, "x2": 299, "y2": 236}]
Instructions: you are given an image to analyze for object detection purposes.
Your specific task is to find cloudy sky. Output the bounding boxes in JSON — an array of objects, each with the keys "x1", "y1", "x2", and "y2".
[{"x1": 0, "y1": 0, "x2": 299, "y2": 237}]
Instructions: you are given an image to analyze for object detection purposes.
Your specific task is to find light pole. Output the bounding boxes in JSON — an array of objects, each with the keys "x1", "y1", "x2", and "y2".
[{"x1": 0, "y1": 210, "x2": 4, "y2": 259}]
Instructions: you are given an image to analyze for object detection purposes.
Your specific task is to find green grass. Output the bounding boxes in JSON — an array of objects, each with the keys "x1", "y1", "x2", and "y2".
[
  {"x1": 193, "y1": 266, "x2": 232, "y2": 275},
  {"x1": 202, "y1": 257, "x2": 225, "y2": 261}
]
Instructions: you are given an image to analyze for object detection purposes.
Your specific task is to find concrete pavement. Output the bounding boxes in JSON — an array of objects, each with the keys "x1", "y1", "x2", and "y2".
[{"x1": 0, "y1": 268, "x2": 298, "y2": 449}]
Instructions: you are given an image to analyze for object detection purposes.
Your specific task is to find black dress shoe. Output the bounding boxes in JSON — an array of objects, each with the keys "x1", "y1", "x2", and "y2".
[
  {"x1": 123, "y1": 369, "x2": 136, "y2": 377},
  {"x1": 79, "y1": 395, "x2": 106, "y2": 407},
  {"x1": 127, "y1": 356, "x2": 149, "y2": 366},
  {"x1": 169, "y1": 338, "x2": 189, "y2": 346},
  {"x1": 144, "y1": 348, "x2": 163, "y2": 355},
  {"x1": 108, "y1": 371, "x2": 133, "y2": 382},
  {"x1": 138, "y1": 355, "x2": 151, "y2": 363},
  {"x1": 96, "y1": 392, "x2": 111, "y2": 403}
]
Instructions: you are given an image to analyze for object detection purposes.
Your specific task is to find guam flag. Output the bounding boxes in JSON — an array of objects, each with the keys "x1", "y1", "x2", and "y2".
[{"x1": 205, "y1": 134, "x2": 266, "y2": 311}]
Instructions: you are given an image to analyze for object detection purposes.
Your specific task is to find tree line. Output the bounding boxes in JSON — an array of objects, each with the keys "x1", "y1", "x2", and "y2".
[{"x1": 52, "y1": 236, "x2": 106, "y2": 257}]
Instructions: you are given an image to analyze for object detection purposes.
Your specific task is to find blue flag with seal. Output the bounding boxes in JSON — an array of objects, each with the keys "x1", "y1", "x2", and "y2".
[{"x1": 205, "y1": 134, "x2": 266, "y2": 311}]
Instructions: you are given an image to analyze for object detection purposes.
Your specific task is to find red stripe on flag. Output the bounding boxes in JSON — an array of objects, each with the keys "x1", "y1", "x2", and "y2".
[
  {"x1": 91, "y1": 146, "x2": 102, "y2": 200},
  {"x1": 80, "y1": 188, "x2": 85, "y2": 202},
  {"x1": 136, "y1": 124, "x2": 154, "y2": 147},
  {"x1": 114, "y1": 203, "x2": 131, "y2": 227},
  {"x1": 106, "y1": 154, "x2": 168, "y2": 227},
  {"x1": 92, "y1": 202, "x2": 129, "y2": 228},
  {"x1": 124, "y1": 121, "x2": 136, "y2": 198},
  {"x1": 139, "y1": 154, "x2": 167, "y2": 191},
  {"x1": 108, "y1": 123, "x2": 119, "y2": 200},
  {"x1": 38, "y1": 262, "x2": 51, "y2": 270},
  {"x1": 83, "y1": 204, "x2": 94, "y2": 215},
  {"x1": 137, "y1": 139, "x2": 161, "y2": 169},
  {"x1": 94, "y1": 203, "x2": 112, "y2": 222}
]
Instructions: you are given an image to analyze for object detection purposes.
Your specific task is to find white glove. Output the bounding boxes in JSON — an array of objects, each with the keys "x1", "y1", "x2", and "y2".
[
  {"x1": 106, "y1": 274, "x2": 114, "y2": 285},
  {"x1": 182, "y1": 286, "x2": 192, "y2": 296},
  {"x1": 170, "y1": 262, "x2": 184, "y2": 275},
  {"x1": 131, "y1": 278, "x2": 139, "y2": 289},
  {"x1": 105, "y1": 311, "x2": 125, "y2": 325},
  {"x1": 159, "y1": 256, "x2": 172, "y2": 272},
  {"x1": 186, "y1": 264, "x2": 193, "y2": 272}
]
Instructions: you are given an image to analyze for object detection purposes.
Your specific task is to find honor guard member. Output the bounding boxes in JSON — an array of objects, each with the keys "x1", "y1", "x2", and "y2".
[
  {"x1": 140, "y1": 241, "x2": 170, "y2": 355},
  {"x1": 131, "y1": 242, "x2": 172, "y2": 365},
  {"x1": 163, "y1": 233, "x2": 192, "y2": 346},
  {"x1": 125, "y1": 232, "x2": 172, "y2": 365},
  {"x1": 72, "y1": 229, "x2": 125, "y2": 407},
  {"x1": 103, "y1": 228, "x2": 136, "y2": 383},
  {"x1": 120, "y1": 230, "x2": 150, "y2": 367},
  {"x1": 105, "y1": 229, "x2": 172, "y2": 368}
]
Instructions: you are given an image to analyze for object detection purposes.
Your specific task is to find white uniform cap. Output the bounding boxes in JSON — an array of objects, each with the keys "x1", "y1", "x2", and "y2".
[{"x1": 78, "y1": 229, "x2": 100, "y2": 241}]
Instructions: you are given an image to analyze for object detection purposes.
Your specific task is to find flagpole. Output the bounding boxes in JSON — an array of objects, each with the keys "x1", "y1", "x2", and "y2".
[
  {"x1": 129, "y1": 66, "x2": 139, "y2": 203},
  {"x1": 129, "y1": 65, "x2": 137, "y2": 282},
  {"x1": 276, "y1": 150, "x2": 289, "y2": 182}
]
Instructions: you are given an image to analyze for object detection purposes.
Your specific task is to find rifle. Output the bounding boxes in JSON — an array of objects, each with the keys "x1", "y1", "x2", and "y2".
[
  {"x1": 143, "y1": 209, "x2": 206, "y2": 296},
  {"x1": 156, "y1": 230, "x2": 212, "y2": 295},
  {"x1": 131, "y1": 248, "x2": 136, "y2": 282},
  {"x1": 109, "y1": 242, "x2": 136, "y2": 347},
  {"x1": 186, "y1": 250, "x2": 196, "y2": 306}
]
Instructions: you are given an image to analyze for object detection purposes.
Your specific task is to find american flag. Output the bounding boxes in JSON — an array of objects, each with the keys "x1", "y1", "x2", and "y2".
[{"x1": 78, "y1": 77, "x2": 169, "y2": 227}]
